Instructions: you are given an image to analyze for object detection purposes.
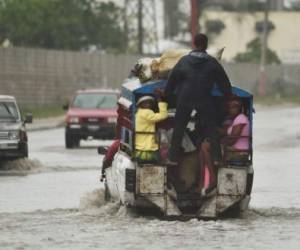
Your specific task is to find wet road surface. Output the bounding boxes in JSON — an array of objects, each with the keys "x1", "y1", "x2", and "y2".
[{"x1": 1, "y1": 106, "x2": 300, "y2": 249}]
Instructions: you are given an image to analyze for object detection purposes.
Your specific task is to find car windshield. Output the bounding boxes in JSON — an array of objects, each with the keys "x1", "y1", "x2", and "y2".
[
  {"x1": 72, "y1": 93, "x2": 118, "y2": 109},
  {"x1": 0, "y1": 101, "x2": 20, "y2": 120}
]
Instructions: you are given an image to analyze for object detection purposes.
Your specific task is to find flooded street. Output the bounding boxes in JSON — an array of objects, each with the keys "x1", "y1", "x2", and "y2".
[{"x1": 1, "y1": 106, "x2": 300, "y2": 250}]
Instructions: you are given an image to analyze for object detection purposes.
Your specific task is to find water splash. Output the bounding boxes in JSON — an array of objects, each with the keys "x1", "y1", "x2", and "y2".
[
  {"x1": 79, "y1": 189, "x2": 121, "y2": 216},
  {"x1": 79, "y1": 188, "x2": 141, "y2": 218},
  {"x1": 0, "y1": 158, "x2": 43, "y2": 175}
]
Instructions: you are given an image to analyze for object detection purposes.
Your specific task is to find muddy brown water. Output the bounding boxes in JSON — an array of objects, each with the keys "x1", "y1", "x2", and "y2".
[{"x1": 1, "y1": 106, "x2": 300, "y2": 249}]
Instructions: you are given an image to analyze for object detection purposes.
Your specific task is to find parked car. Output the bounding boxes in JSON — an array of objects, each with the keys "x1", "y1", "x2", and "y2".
[
  {"x1": 0, "y1": 95, "x2": 33, "y2": 159},
  {"x1": 64, "y1": 89, "x2": 119, "y2": 148}
]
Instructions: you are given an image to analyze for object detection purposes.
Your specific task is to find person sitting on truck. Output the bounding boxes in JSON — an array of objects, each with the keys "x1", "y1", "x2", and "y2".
[
  {"x1": 219, "y1": 98, "x2": 250, "y2": 161},
  {"x1": 135, "y1": 90, "x2": 168, "y2": 162},
  {"x1": 192, "y1": 129, "x2": 218, "y2": 197}
]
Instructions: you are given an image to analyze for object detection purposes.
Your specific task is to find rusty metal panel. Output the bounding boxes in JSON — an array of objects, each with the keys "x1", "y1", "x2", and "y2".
[
  {"x1": 138, "y1": 165, "x2": 165, "y2": 194},
  {"x1": 218, "y1": 167, "x2": 247, "y2": 195}
]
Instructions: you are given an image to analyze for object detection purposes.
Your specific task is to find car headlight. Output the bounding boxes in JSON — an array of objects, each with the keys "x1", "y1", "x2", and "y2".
[
  {"x1": 69, "y1": 117, "x2": 79, "y2": 123},
  {"x1": 107, "y1": 117, "x2": 117, "y2": 123},
  {"x1": 8, "y1": 131, "x2": 19, "y2": 140}
]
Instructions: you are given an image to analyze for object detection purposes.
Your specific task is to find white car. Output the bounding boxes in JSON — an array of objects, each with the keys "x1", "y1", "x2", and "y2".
[{"x1": 0, "y1": 95, "x2": 32, "y2": 159}]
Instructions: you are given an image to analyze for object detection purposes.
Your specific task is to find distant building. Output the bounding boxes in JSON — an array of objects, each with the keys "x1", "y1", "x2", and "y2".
[
  {"x1": 270, "y1": 0, "x2": 285, "y2": 10},
  {"x1": 202, "y1": 11, "x2": 300, "y2": 63},
  {"x1": 199, "y1": 0, "x2": 287, "y2": 11}
]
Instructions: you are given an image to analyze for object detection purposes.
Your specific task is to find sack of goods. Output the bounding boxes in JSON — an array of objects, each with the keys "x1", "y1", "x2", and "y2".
[{"x1": 131, "y1": 47, "x2": 225, "y2": 83}]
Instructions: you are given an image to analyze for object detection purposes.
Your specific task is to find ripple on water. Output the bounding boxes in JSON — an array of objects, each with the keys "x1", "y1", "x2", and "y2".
[{"x1": 247, "y1": 207, "x2": 300, "y2": 219}]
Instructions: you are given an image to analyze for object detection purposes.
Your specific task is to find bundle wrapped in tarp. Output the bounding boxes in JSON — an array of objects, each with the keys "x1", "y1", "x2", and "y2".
[{"x1": 132, "y1": 47, "x2": 225, "y2": 83}]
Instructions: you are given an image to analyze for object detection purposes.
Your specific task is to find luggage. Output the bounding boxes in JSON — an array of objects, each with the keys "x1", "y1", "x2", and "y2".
[{"x1": 132, "y1": 48, "x2": 225, "y2": 83}]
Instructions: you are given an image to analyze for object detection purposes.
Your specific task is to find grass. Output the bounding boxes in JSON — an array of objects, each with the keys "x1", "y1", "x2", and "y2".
[{"x1": 21, "y1": 106, "x2": 65, "y2": 119}]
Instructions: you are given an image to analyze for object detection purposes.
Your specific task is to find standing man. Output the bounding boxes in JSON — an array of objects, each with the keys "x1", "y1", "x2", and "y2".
[{"x1": 165, "y1": 33, "x2": 232, "y2": 164}]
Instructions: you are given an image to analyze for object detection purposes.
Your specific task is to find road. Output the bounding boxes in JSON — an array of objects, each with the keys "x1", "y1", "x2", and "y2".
[
  {"x1": 0, "y1": 106, "x2": 300, "y2": 250},
  {"x1": 0, "y1": 128, "x2": 110, "y2": 213}
]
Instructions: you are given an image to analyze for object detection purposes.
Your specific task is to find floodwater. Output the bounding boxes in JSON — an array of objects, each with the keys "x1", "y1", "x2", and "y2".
[{"x1": 1, "y1": 106, "x2": 300, "y2": 250}]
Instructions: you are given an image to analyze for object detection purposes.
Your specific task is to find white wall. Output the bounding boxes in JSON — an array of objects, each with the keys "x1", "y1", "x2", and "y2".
[{"x1": 202, "y1": 11, "x2": 300, "y2": 63}]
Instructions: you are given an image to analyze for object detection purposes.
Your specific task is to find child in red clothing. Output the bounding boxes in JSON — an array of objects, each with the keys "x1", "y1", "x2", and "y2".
[{"x1": 100, "y1": 139, "x2": 120, "y2": 181}]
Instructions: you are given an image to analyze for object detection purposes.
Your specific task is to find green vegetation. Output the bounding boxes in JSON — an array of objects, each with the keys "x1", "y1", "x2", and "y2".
[
  {"x1": 234, "y1": 37, "x2": 281, "y2": 64},
  {"x1": 0, "y1": 0, "x2": 125, "y2": 51},
  {"x1": 205, "y1": 19, "x2": 225, "y2": 34},
  {"x1": 21, "y1": 106, "x2": 65, "y2": 119},
  {"x1": 255, "y1": 20, "x2": 275, "y2": 33}
]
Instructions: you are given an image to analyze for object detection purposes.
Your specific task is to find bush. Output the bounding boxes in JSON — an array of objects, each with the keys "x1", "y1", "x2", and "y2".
[
  {"x1": 234, "y1": 37, "x2": 281, "y2": 64},
  {"x1": 205, "y1": 19, "x2": 225, "y2": 35}
]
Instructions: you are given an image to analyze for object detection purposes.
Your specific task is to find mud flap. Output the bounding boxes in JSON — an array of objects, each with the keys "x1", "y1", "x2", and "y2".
[
  {"x1": 239, "y1": 195, "x2": 251, "y2": 211},
  {"x1": 216, "y1": 195, "x2": 242, "y2": 214},
  {"x1": 146, "y1": 196, "x2": 165, "y2": 211},
  {"x1": 197, "y1": 196, "x2": 217, "y2": 218},
  {"x1": 166, "y1": 195, "x2": 181, "y2": 216},
  {"x1": 136, "y1": 164, "x2": 181, "y2": 216},
  {"x1": 143, "y1": 195, "x2": 181, "y2": 216},
  {"x1": 215, "y1": 166, "x2": 248, "y2": 215}
]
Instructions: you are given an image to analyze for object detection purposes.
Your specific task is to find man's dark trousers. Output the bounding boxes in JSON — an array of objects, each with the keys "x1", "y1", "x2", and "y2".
[{"x1": 169, "y1": 103, "x2": 219, "y2": 162}]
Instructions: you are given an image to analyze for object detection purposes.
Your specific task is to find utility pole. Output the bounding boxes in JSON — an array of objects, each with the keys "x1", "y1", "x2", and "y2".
[
  {"x1": 124, "y1": 0, "x2": 129, "y2": 52},
  {"x1": 259, "y1": 0, "x2": 270, "y2": 96},
  {"x1": 190, "y1": 0, "x2": 199, "y2": 48},
  {"x1": 163, "y1": 0, "x2": 180, "y2": 39},
  {"x1": 138, "y1": 0, "x2": 143, "y2": 54},
  {"x1": 125, "y1": 0, "x2": 159, "y2": 54},
  {"x1": 152, "y1": 0, "x2": 159, "y2": 53}
]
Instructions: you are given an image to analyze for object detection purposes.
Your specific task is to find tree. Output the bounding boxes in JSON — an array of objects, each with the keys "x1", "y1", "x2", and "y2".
[
  {"x1": 0, "y1": 0, "x2": 125, "y2": 51},
  {"x1": 288, "y1": 0, "x2": 300, "y2": 10},
  {"x1": 234, "y1": 37, "x2": 281, "y2": 64},
  {"x1": 164, "y1": 0, "x2": 179, "y2": 38},
  {"x1": 204, "y1": 19, "x2": 225, "y2": 41}
]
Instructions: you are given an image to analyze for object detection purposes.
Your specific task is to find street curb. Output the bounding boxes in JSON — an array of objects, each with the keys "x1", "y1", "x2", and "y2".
[
  {"x1": 26, "y1": 116, "x2": 65, "y2": 132},
  {"x1": 27, "y1": 122, "x2": 65, "y2": 132}
]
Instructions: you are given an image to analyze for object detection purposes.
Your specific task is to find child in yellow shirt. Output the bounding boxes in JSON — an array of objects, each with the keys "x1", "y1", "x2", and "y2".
[{"x1": 135, "y1": 92, "x2": 168, "y2": 162}]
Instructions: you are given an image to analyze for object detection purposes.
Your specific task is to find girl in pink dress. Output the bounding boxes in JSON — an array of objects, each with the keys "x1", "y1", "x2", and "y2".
[
  {"x1": 195, "y1": 98, "x2": 249, "y2": 197},
  {"x1": 220, "y1": 99, "x2": 250, "y2": 161}
]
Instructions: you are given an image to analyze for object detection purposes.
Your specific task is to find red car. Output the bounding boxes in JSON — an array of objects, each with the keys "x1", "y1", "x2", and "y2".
[{"x1": 64, "y1": 89, "x2": 119, "y2": 148}]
